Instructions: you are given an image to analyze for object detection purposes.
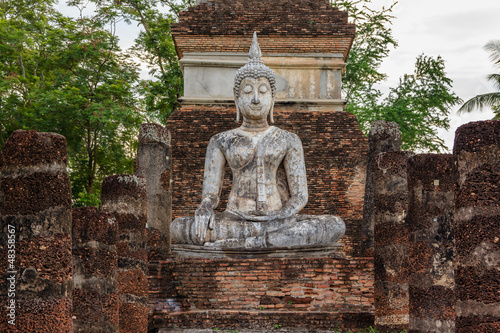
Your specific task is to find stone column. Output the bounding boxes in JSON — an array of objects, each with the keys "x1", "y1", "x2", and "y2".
[
  {"x1": 361, "y1": 120, "x2": 402, "y2": 256},
  {"x1": 72, "y1": 207, "x2": 118, "y2": 332},
  {"x1": 101, "y1": 175, "x2": 148, "y2": 333},
  {"x1": 135, "y1": 123, "x2": 171, "y2": 258},
  {"x1": 453, "y1": 120, "x2": 500, "y2": 333},
  {"x1": 0, "y1": 130, "x2": 72, "y2": 332},
  {"x1": 407, "y1": 154, "x2": 455, "y2": 333},
  {"x1": 373, "y1": 151, "x2": 414, "y2": 332}
]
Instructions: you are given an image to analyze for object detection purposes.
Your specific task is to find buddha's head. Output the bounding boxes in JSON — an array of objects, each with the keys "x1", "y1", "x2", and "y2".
[{"x1": 234, "y1": 32, "x2": 276, "y2": 123}]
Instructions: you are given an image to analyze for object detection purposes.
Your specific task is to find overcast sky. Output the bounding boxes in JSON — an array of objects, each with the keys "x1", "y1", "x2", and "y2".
[
  {"x1": 369, "y1": 0, "x2": 500, "y2": 151},
  {"x1": 58, "y1": 0, "x2": 500, "y2": 151}
]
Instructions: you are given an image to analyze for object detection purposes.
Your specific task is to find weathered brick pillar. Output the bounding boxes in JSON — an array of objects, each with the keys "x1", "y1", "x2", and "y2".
[
  {"x1": 407, "y1": 154, "x2": 455, "y2": 333},
  {"x1": 135, "y1": 123, "x2": 171, "y2": 258},
  {"x1": 373, "y1": 151, "x2": 414, "y2": 332},
  {"x1": 362, "y1": 120, "x2": 402, "y2": 256},
  {"x1": 72, "y1": 207, "x2": 119, "y2": 332},
  {"x1": 101, "y1": 175, "x2": 148, "y2": 333},
  {"x1": 0, "y1": 130, "x2": 72, "y2": 332},
  {"x1": 453, "y1": 120, "x2": 500, "y2": 332}
]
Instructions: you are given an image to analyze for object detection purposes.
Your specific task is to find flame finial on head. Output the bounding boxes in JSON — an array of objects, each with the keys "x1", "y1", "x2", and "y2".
[
  {"x1": 249, "y1": 31, "x2": 262, "y2": 60},
  {"x1": 234, "y1": 32, "x2": 276, "y2": 123}
]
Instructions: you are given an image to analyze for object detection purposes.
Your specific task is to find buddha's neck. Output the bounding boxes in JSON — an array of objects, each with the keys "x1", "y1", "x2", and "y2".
[{"x1": 240, "y1": 118, "x2": 269, "y2": 132}]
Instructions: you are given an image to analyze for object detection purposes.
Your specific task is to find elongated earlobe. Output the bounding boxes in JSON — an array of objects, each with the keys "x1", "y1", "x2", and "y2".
[
  {"x1": 270, "y1": 100, "x2": 274, "y2": 123},
  {"x1": 235, "y1": 104, "x2": 240, "y2": 123}
]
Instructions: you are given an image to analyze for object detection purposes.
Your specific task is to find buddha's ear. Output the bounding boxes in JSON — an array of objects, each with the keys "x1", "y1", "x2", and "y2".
[
  {"x1": 235, "y1": 103, "x2": 240, "y2": 123},
  {"x1": 269, "y1": 98, "x2": 275, "y2": 123}
]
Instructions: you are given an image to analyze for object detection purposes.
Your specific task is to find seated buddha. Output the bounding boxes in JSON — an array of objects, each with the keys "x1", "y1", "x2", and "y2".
[{"x1": 171, "y1": 33, "x2": 345, "y2": 248}]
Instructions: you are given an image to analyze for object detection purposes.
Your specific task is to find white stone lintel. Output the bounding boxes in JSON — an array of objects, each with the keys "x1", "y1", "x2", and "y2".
[{"x1": 180, "y1": 52, "x2": 345, "y2": 69}]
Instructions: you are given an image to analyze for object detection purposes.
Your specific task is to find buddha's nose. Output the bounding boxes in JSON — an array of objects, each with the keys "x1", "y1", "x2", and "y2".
[{"x1": 251, "y1": 91, "x2": 259, "y2": 104}]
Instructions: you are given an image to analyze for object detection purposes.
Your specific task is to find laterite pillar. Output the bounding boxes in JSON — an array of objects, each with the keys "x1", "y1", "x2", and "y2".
[
  {"x1": 407, "y1": 154, "x2": 455, "y2": 332},
  {"x1": 102, "y1": 175, "x2": 148, "y2": 333},
  {"x1": 453, "y1": 120, "x2": 500, "y2": 332},
  {"x1": 0, "y1": 130, "x2": 73, "y2": 332},
  {"x1": 373, "y1": 151, "x2": 414, "y2": 332}
]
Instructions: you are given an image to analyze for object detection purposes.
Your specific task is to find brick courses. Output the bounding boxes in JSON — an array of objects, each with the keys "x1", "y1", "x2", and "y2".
[
  {"x1": 453, "y1": 120, "x2": 500, "y2": 333},
  {"x1": 172, "y1": 0, "x2": 355, "y2": 59},
  {"x1": 149, "y1": 256, "x2": 374, "y2": 331}
]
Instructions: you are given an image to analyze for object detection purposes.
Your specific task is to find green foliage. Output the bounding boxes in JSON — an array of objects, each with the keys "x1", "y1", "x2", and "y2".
[
  {"x1": 459, "y1": 40, "x2": 500, "y2": 119},
  {"x1": 74, "y1": 190, "x2": 101, "y2": 208},
  {"x1": 88, "y1": 0, "x2": 195, "y2": 123},
  {"x1": 331, "y1": 0, "x2": 461, "y2": 152},
  {"x1": 370, "y1": 55, "x2": 461, "y2": 152},
  {"x1": 0, "y1": 0, "x2": 143, "y2": 204},
  {"x1": 331, "y1": 0, "x2": 398, "y2": 108}
]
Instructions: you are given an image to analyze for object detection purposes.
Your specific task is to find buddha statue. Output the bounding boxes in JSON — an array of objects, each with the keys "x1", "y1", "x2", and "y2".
[{"x1": 171, "y1": 33, "x2": 345, "y2": 248}]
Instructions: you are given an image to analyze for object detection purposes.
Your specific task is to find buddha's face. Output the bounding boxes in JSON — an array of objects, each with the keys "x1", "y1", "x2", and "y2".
[{"x1": 236, "y1": 77, "x2": 273, "y2": 121}]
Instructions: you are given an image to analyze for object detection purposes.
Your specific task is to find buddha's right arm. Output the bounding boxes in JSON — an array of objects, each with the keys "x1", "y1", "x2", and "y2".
[{"x1": 199, "y1": 136, "x2": 226, "y2": 210}]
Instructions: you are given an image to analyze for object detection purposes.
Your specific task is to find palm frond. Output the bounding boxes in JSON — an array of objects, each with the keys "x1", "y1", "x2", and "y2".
[
  {"x1": 458, "y1": 92, "x2": 500, "y2": 113},
  {"x1": 487, "y1": 73, "x2": 500, "y2": 90},
  {"x1": 485, "y1": 40, "x2": 500, "y2": 68}
]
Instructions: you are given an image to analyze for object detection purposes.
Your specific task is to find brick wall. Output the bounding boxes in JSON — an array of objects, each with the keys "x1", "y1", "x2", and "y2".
[
  {"x1": 173, "y1": 36, "x2": 354, "y2": 58},
  {"x1": 149, "y1": 256, "x2": 374, "y2": 331},
  {"x1": 166, "y1": 106, "x2": 368, "y2": 255},
  {"x1": 172, "y1": 0, "x2": 355, "y2": 58}
]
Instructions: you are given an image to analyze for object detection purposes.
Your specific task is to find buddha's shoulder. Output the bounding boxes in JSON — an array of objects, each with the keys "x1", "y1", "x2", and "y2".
[
  {"x1": 208, "y1": 128, "x2": 242, "y2": 146},
  {"x1": 210, "y1": 128, "x2": 240, "y2": 139},
  {"x1": 274, "y1": 127, "x2": 302, "y2": 143}
]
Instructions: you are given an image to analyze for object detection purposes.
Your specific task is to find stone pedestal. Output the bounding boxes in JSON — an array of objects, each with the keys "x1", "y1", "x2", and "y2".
[
  {"x1": 0, "y1": 130, "x2": 72, "y2": 332},
  {"x1": 361, "y1": 121, "x2": 402, "y2": 256},
  {"x1": 373, "y1": 151, "x2": 414, "y2": 332},
  {"x1": 453, "y1": 120, "x2": 500, "y2": 332},
  {"x1": 407, "y1": 154, "x2": 455, "y2": 333},
  {"x1": 149, "y1": 256, "x2": 374, "y2": 332},
  {"x1": 72, "y1": 207, "x2": 119, "y2": 332},
  {"x1": 102, "y1": 175, "x2": 148, "y2": 333}
]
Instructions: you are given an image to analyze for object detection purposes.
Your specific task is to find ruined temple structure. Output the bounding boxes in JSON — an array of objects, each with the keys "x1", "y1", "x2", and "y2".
[
  {"x1": 1, "y1": 1, "x2": 500, "y2": 333},
  {"x1": 150, "y1": 0, "x2": 375, "y2": 331}
]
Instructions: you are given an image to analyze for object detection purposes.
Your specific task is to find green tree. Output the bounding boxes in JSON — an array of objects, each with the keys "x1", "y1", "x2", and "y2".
[
  {"x1": 87, "y1": 0, "x2": 195, "y2": 124},
  {"x1": 0, "y1": 0, "x2": 143, "y2": 206},
  {"x1": 458, "y1": 40, "x2": 500, "y2": 119},
  {"x1": 374, "y1": 55, "x2": 462, "y2": 151},
  {"x1": 331, "y1": 0, "x2": 461, "y2": 152}
]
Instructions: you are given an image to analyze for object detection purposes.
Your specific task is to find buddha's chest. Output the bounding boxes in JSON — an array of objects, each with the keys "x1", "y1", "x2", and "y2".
[{"x1": 222, "y1": 132, "x2": 287, "y2": 171}]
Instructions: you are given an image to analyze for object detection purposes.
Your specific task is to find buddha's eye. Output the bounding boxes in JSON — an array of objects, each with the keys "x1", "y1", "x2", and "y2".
[
  {"x1": 259, "y1": 85, "x2": 268, "y2": 93},
  {"x1": 243, "y1": 85, "x2": 253, "y2": 94}
]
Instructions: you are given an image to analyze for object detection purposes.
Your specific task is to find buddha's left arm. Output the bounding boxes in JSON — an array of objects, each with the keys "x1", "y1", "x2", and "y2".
[{"x1": 279, "y1": 133, "x2": 308, "y2": 217}]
